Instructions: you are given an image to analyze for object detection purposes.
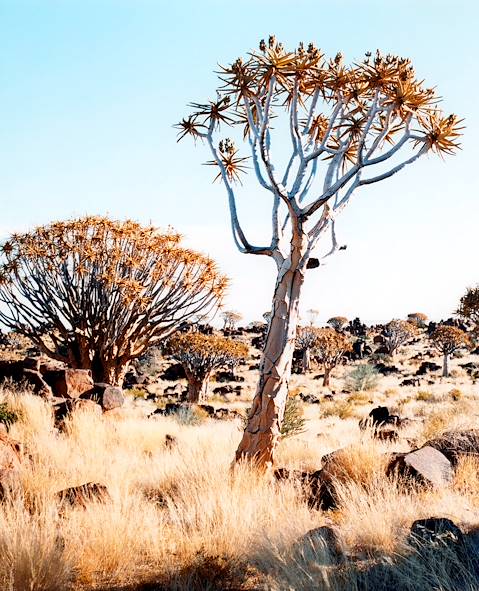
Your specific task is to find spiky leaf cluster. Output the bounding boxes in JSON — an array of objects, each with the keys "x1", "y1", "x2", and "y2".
[{"x1": 178, "y1": 36, "x2": 462, "y2": 185}]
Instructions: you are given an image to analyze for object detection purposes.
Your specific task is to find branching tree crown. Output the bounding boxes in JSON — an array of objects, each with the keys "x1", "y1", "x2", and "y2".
[
  {"x1": 327, "y1": 316, "x2": 349, "y2": 330},
  {"x1": 312, "y1": 327, "x2": 352, "y2": 386},
  {"x1": 221, "y1": 310, "x2": 243, "y2": 330},
  {"x1": 0, "y1": 216, "x2": 228, "y2": 384},
  {"x1": 178, "y1": 36, "x2": 462, "y2": 267},
  {"x1": 430, "y1": 325, "x2": 471, "y2": 377},
  {"x1": 382, "y1": 319, "x2": 418, "y2": 356},
  {"x1": 457, "y1": 287, "x2": 479, "y2": 328},
  {"x1": 168, "y1": 332, "x2": 248, "y2": 402}
]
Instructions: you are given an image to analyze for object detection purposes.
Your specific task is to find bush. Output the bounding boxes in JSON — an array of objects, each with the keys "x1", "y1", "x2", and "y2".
[
  {"x1": 242, "y1": 396, "x2": 306, "y2": 440},
  {"x1": 321, "y1": 400, "x2": 355, "y2": 420},
  {"x1": 174, "y1": 405, "x2": 209, "y2": 426},
  {"x1": 280, "y1": 396, "x2": 306, "y2": 439},
  {"x1": 416, "y1": 390, "x2": 436, "y2": 402},
  {"x1": 0, "y1": 402, "x2": 19, "y2": 429},
  {"x1": 344, "y1": 365, "x2": 379, "y2": 392}
]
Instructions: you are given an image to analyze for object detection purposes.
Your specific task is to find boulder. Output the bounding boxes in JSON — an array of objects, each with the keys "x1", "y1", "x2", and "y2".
[
  {"x1": 160, "y1": 364, "x2": 186, "y2": 381},
  {"x1": 409, "y1": 517, "x2": 464, "y2": 547},
  {"x1": 387, "y1": 446, "x2": 453, "y2": 488},
  {"x1": 57, "y1": 482, "x2": 110, "y2": 509},
  {"x1": 53, "y1": 398, "x2": 102, "y2": 425},
  {"x1": 400, "y1": 378, "x2": 421, "y2": 387},
  {"x1": 293, "y1": 526, "x2": 345, "y2": 564},
  {"x1": 415, "y1": 361, "x2": 442, "y2": 376},
  {"x1": 43, "y1": 369, "x2": 93, "y2": 399},
  {"x1": 274, "y1": 468, "x2": 337, "y2": 510},
  {"x1": 0, "y1": 358, "x2": 53, "y2": 397},
  {"x1": 88, "y1": 383, "x2": 124, "y2": 411},
  {"x1": 424, "y1": 430, "x2": 479, "y2": 467}
]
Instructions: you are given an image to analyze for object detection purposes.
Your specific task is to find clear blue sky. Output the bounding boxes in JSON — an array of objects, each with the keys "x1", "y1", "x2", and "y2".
[{"x1": 1, "y1": 0, "x2": 478, "y2": 324}]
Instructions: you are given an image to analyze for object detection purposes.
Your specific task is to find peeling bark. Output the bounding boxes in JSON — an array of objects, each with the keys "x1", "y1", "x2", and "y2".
[{"x1": 236, "y1": 235, "x2": 307, "y2": 469}]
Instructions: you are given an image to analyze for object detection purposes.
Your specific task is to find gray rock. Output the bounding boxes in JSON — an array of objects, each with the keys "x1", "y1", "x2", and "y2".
[{"x1": 387, "y1": 446, "x2": 453, "y2": 488}]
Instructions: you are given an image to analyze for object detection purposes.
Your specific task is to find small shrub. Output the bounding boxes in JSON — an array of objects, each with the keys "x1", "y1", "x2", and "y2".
[
  {"x1": 384, "y1": 388, "x2": 398, "y2": 398},
  {"x1": 345, "y1": 365, "x2": 379, "y2": 392},
  {"x1": 347, "y1": 391, "x2": 371, "y2": 405},
  {"x1": 0, "y1": 402, "x2": 19, "y2": 429},
  {"x1": 321, "y1": 400, "x2": 355, "y2": 420},
  {"x1": 242, "y1": 396, "x2": 306, "y2": 440},
  {"x1": 128, "y1": 387, "x2": 147, "y2": 399},
  {"x1": 174, "y1": 405, "x2": 209, "y2": 426},
  {"x1": 449, "y1": 388, "x2": 463, "y2": 401},
  {"x1": 416, "y1": 390, "x2": 435, "y2": 402},
  {"x1": 280, "y1": 396, "x2": 306, "y2": 439}
]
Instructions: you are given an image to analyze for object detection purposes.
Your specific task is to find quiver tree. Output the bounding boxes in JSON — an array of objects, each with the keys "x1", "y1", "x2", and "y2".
[
  {"x1": 167, "y1": 332, "x2": 248, "y2": 402},
  {"x1": 178, "y1": 36, "x2": 462, "y2": 468},
  {"x1": 312, "y1": 328, "x2": 352, "y2": 386},
  {"x1": 327, "y1": 316, "x2": 349, "y2": 331},
  {"x1": 457, "y1": 286, "x2": 479, "y2": 332},
  {"x1": 221, "y1": 310, "x2": 243, "y2": 330},
  {"x1": 382, "y1": 320, "x2": 418, "y2": 356},
  {"x1": 407, "y1": 312, "x2": 428, "y2": 328},
  {"x1": 295, "y1": 326, "x2": 320, "y2": 372},
  {"x1": 430, "y1": 325, "x2": 471, "y2": 377},
  {"x1": 0, "y1": 217, "x2": 227, "y2": 385}
]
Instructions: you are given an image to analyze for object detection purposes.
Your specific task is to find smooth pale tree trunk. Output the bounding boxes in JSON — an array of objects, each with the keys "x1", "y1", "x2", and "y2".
[
  {"x1": 68, "y1": 345, "x2": 130, "y2": 386},
  {"x1": 235, "y1": 252, "x2": 306, "y2": 469},
  {"x1": 185, "y1": 369, "x2": 210, "y2": 403},
  {"x1": 302, "y1": 348, "x2": 311, "y2": 373},
  {"x1": 323, "y1": 366, "x2": 331, "y2": 387},
  {"x1": 442, "y1": 353, "x2": 449, "y2": 378}
]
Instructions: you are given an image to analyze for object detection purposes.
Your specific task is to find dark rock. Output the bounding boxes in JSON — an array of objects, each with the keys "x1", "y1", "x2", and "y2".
[
  {"x1": 159, "y1": 363, "x2": 186, "y2": 381},
  {"x1": 274, "y1": 468, "x2": 337, "y2": 510},
  {"x1": 214, "y1": 370, "x2": 245, "y2": 383},
  {"x1": 424, "y1": 430, "x2": 479, "y2": 467},
  {"x1": 57, "y1": 482, "x2": 110, "y2": 509},
  {"x1": 43, "y1": 369, "x2": 93, "y2": 399},
  {"x1": 198, "y1": 404, "x2": 215, "y2": 416},
  {"x1": 53, "y1": 398, "x2": 102, "y2": 424},
  {"x1": 306, "y1": 257, "x2": 320, "y2": 269},
  {"x1": 400, "y1": 378, "x2": 421, "y2": 387},
  {"x1": 375, "y1": 363, "x2": 400, "y2": 376},
  {"x1": 409, "y1": 517, "x2": 464, "y2": 547},
  {"x1": 387, "y1": 446, "x2": 453, "y2": 488},
  {"x1": 415, "y1": 361, "x2": 442, "y2": 376}
]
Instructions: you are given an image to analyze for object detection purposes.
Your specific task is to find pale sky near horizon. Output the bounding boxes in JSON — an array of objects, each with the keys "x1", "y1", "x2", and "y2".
[{"x1": 1, "y1": 0, "x2": 478, "y2": 325}]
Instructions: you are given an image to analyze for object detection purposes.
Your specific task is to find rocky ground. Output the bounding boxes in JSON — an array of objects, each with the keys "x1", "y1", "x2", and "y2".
[{"x1": 1, "y1": 323, "x2": 479, "y2": 590}]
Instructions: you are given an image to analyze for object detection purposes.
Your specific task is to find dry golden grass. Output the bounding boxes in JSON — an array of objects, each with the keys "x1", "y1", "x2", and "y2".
[{"x1": 0, "y1": 382, "x2": 479, "y2": 590}]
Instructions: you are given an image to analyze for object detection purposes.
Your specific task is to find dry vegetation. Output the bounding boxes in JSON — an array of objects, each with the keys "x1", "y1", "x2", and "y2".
[{"x1": 1, "y1": 324, "x2": 479, "y2": 590}]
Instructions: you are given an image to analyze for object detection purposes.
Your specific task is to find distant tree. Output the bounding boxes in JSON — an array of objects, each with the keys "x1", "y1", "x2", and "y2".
[
  {"x1": 295, "y1": 326, "x2": 320, "y2": 372},
  {"x1": 168, "y1": 332, "x2": 248, "y2": 402},
  {"x1": 221, "y1": 310, "x2": 243, "y2": 330},
  {"x1": 0, "y1": 217, "x2": 227, "y2": 385},
  {"x1": 327, "y1": 316, "x2": 349, "y2": 331},
  {"x1": 178, "y1": 36, "x2": 462, "y2": 468},
  {"x1": 306, "y1": 308, "x2": 320, "y2": 326},
  {"x1": 312, "y1": 328, "x2": 352, "y2": 386},
  {"x1": 407, "y1": 312, "x2": 428, "y2": 328},
  {"x1": 382, "y1": 320, "x2": 418, "y2": 356},
  {"x1": 430, "y1": 325, "x2": 471, "y2": 377},
  {"x1": 457, "y1": 286, "x2": 479, "y2": 330}
]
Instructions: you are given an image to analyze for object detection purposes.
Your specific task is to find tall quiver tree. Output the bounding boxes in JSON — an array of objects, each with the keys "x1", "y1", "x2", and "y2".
[
  {"x1": 168, "y1": 332, "x2": 248, "y2": 402},
  {"x1": 430, "y1": 325, "x2": 471, "y2": 377},
  {"x1": 178, "y1": 37, "x2": 462, "y2": 468},
  {"x1": 0, "y1": 217, "x2": 227, "y2": 385}
]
